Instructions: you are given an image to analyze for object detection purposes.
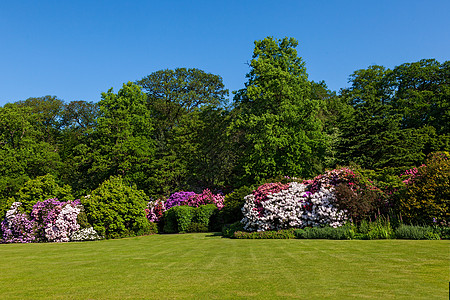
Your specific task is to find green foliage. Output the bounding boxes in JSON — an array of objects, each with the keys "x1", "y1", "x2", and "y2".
[
  {"x1": 194, "y1": 204, "x2": 218, "y2": 228},
  {"x1": 294, "y1": 224, "x2": 356, "y2": 240},
  {"x1": 232, "y1": 37, "x2": 328, "y2": 185},
  {"x1": 82, "y1": 175, "x2": 152, "y2": 239},
  {"x1": 136, "y1": 68, "x2": 229, "y2": 195},
  {"x1": 233, "y1": 228, "x2": 296, "y2": 239},
  {"x1": 221, "y1": 221, "x2": 245, "y2": 238},
  {"x1": 394, "y1": 224, "x2": 440, "y2": 240},
  {"x1": 0, "y1": 103, "x2": 62, "y2": 205},
  {"x1": 15, "y1": 174, "x2": 73, "y2": 214},
  {"x1": 398, "y1": 152, "x2": 450, "y2": 225},
  {"x1": 163, "y1": 204, "x2": 218, "y2": 233},
  {"x1": 163, "y1": 205, "x2": 195, "y2": 233},
  {"x1": 70, "y1": 82, "x2": 156, "y2": 195},
  {"x1": 220, "y1": 185, "x2": 254, "y2": 224},
  {"x1": 356, "y1": 217, "x2": 394, "y2": 239},
  {"x1": 337, "y1": 59, "x2": 449, "y2": 171},
  {"x1": 433, "y1": 226, "x2": 450, "y2": 239}
]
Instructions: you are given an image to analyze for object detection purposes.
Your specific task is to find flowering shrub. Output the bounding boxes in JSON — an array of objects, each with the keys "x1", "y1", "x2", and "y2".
[
  {"x1": 241, "y1": 182, "x2": 347, "y2": 232},
  {"x1": 146, "y1": 199, "x2": 166, "y2": 222},
  {"x1": 184, "y1": 189, "x2": 224, "y2": 210},
  {"x1": 30, "y1": 198, "x2": 82, "y2": 242},
  {"x1": 1, "y1": 202, "x2": 36, "y2": 243},
  {"x1": 1, "y1": 199, "x2": 102, "y2": 243},
  {"x1": 44, "y1": 201, "x2": 81, "y2": 242},
  {"x1": 165, "y1": 192, "x2": 196, "y2": 210},
  {"x1": 309, "y1": 168, "x2": 386, "y2": 222}
]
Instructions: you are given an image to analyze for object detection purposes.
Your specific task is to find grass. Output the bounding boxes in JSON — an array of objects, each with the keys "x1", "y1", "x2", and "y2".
[{"x1": 0, "y1": 233, "x2": 448, "y2": 299}]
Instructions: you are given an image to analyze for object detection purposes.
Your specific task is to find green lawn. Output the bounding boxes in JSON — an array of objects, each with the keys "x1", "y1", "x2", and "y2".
[{"x1": 0, "y1": 233, "x2": 448, "y2": 299}]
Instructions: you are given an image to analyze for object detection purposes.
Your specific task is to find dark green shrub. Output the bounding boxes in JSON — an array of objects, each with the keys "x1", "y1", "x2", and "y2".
[
  {"x1": 222, "y1": 221, "x2": 244, "y2": 238},
  {"x1": 162, "y1": 208, "x2": 177, "y2": 233},
  {"x1": 174, "y1": 205, "x2": 195, "y2": 233},
  {"x1": 220, "y1": 185, "x2": 254, "y2": 224},
  {"x1": 233, "y1": 228, "x2": 296, "y2": 239},
  {"x1": 163, "y1": 205, "x2": 195, "y2": 233},
  {"x1": 82, "y1": 175, "x2": 152, "y2": 239},
  {"x1": 76, "y1": 209, "x2": 91, "y2": 229},
  {"x1": 163, "y1": 204, "x2": 218, "y2": 233},
  {"x1": 185, "y1": 222, "x2": 208, "y2": 233},
  {"x1": 395, "y1": 224, "x2": 440, "y2": 240},
  {"x1": 195, "y1": 204, "x2": 218, "y2": 228}
]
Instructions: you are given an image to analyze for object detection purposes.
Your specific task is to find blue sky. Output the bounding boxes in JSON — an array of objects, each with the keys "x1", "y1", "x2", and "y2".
[{"x1": 1, "y1": 0, "x2": 449, "y2": 106}]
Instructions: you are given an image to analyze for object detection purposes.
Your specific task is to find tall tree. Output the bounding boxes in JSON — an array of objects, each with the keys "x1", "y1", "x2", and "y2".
[
  {"x1": 336, "y1": 63, "x2": 444, "y2": 171},
  {"x1": 136, "y1": 68, "x2": 229, "y2": 195},
  {"x1": 65, "y1": 83, "x2": 156, "y2": 195},
  {"x1": 232, "y1": 37, "x2": 329, "y2": 184}
]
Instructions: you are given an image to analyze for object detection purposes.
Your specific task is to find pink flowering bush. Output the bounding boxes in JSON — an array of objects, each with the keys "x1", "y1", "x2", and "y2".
[
  {"x1": 146, "y1": 198, "x2": 166, "y2": 222},
  {"x1": 184, "y1": 189, "x2": 224, "y2": 210}
]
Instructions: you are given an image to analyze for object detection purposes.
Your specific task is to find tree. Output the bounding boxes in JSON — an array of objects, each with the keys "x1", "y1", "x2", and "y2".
[
  {"x1": 66, "y1": 82, "x2": 156, "y2": 195},
  {"x1": 16, "y1": 96, "x2": 65, "y2": 145},
  {"x1": 0, "y1": 103, "x2": 62, "y2": 219},
  {"x1": 337, "y1": 60, "x2": 449, "y2": 171},
  {"x1": 231, "y1": 37, "x2": 329, "y2": 184},
  {"x1": 136, "y1": 68, "x2": 228, "y2": 143},
  {"x1": 136, "y1": 68, "x2": 229, "y2": 195}
]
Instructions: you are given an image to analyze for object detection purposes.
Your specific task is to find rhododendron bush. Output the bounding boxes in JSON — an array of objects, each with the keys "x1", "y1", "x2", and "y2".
[
  {"x1": 241, "y1": 182, "x2": 347, "y2": 232},
  {"x1": 240, "y1": 168, "x2": 383, "y2": 231},
  {"x1": 1, "y1": 199, "x2": 101, "y2": 243}
]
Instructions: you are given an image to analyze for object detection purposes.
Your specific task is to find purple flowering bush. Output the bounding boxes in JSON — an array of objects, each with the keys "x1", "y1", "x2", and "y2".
[
  {"x1": 1, "y1": 198, "x2": 101, "y2": 243},
  {"x1": 165, "y1": 192, "x2": 196, "y2": 210},
  {"x1": 1, "y1": 202, "x2": 36, "y2": 243}
]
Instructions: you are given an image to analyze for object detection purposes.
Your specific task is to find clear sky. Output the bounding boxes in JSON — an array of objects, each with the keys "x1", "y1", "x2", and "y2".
[{"x1": 0, "y1": 0, "x2": 449, "y2": 106}]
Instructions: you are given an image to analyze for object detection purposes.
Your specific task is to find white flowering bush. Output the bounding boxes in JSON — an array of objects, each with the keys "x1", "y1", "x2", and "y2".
[
  {"x1": 69, "y1": 227, "x2": 102, "y2": 241},
  {"x1": 241, "y1": 182, "x2": 347, "y2": 232}
]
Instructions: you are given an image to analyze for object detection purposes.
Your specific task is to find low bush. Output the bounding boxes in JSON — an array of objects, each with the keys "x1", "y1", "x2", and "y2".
[
  {"x1": 233, "y1": 228, "x2": 296, "y2": 239},
  {"x1": 294, "y1": 224, "x2": 356, "y2": 240},
  {"x1": 394, "y1": 224, "x2": 440, "y2": 240},
  {"x1": 433, "y1": 226, "x2": 450, "y2": 239}
]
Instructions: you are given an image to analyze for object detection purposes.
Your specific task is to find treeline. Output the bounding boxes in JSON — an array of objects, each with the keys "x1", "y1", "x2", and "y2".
[{"x1": 0, "y1": 37, "x2": 448, "y2": 219}]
